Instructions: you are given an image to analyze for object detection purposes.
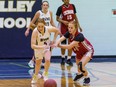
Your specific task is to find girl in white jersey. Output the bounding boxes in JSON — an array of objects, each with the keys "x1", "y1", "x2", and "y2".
[
  {"x1": 31, "y1": 18, "x2": 59, "y2": 83},
  {"x1": 25, "y1": 1, "x2": 55, "y2": 68}
]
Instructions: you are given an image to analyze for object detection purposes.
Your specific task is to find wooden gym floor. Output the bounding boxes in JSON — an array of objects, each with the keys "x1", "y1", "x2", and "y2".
[{"x1": 0, "y1": 58, "x2": 116, "y2": 87}]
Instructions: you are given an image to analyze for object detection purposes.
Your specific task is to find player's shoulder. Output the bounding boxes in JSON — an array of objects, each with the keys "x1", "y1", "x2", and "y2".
[
  {"x1": 33, "y1": 28, "x2": 38, "y2": 32},
  {"x1": 77, "y1": 33, "x2": 84, "y2": 37},
  {"x1": 57, "y1": 5, "x2": 62, "y2": 9},
  {"x1": 36, "y1": 10, "x2": 41, "y2": 14},
  {"x1": 49, "y1": 10, "x2": 53, "y2": 15}
]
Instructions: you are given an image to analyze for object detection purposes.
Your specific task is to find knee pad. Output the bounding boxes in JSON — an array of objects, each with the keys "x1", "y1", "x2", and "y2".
[{"x1": 78, "y1": 62, "x2": 85, "y2": 73}]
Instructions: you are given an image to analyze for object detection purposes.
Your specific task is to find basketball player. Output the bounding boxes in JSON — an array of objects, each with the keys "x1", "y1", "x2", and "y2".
[
  {"x1": 55, "y1": 21, "x2": 94, "y2": 85},
  {"x1": 56, "y1": 0, "x2": 82, "y2": 66},
  {"x1": 31, "y1": 18, "x2": 59, "y2": 83},
  {"x1": 25, "y1": 1, "x2": 56, "y2": 68}
]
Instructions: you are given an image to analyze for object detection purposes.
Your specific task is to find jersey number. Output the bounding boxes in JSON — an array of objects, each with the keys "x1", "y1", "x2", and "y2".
[
  {"x1": 46, "y1": 22, "x2": 49, "y2": 26},
  {"x1": 67, "y1": 15, "x2": 72, "y2": 20}
]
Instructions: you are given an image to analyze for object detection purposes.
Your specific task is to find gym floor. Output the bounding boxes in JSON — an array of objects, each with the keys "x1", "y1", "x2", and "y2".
[{"x1": 0, "y1": 57, "x2": 116, "y2": 87}]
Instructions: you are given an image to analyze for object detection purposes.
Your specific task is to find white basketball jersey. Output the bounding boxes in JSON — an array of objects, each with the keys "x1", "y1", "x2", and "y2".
[
  {"x1": 36, "y1": 27, "x2": 50, "y2": 46},
  {"x1": 39, "y1": 10, "x2": 51, "y2": 26}
]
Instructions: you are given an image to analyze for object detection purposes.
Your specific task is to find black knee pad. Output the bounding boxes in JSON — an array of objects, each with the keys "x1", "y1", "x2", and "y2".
[{"x1": 78, "y1": 62, "x2": 85, "y2": 73}]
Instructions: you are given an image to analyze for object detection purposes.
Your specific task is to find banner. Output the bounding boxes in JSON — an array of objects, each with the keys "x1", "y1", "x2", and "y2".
[{"x1": 0, "y1": 0, "x2": 42, "y2": 58}]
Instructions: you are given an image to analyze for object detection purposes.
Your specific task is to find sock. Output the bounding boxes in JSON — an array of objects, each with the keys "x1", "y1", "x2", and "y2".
[
  {"x1": 67, "y1": 56, "x2": 71, "y2": 60},
  {"x1": 61, "y1": 55, "x2": 65, "y2": 58}
]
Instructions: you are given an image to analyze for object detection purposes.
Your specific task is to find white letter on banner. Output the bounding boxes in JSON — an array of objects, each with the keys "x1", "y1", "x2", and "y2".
[
  {"x1": 16, "y1": 18, "x2": 26, "y2": 28},
  {"x1": 17, "y1": 1, "x2": 26, "y2": 12},
  {"x1": 8, "y1": 1, "x2": 16, "y2": 12},
  {"x1": 4, "y1": 18, "x2": 15, "y2": 28},
  {"x1": 26, "y1": 18, "x2": 31, "y2": 28},
  {"x1": 0, "y1": 18, "x2": 4, "y2": 28},
  {"x1": 0, "y1": 1, "x2": 7, "y2": 12},
  {"x1": 26, "y1": 1, "x2": 35, "y2": 12}
]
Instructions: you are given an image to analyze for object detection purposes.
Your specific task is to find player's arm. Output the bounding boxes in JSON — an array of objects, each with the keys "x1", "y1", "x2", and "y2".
[
  {"x1": 48, "y1": 27, "x2": 60, "y2": 42},
  {"x1": 31, "y1": 30, "x2": 45, "y2": 49},
  {"x1": 58, "y1": 33, "x2": 84, "y2": 49},
  {"x1": 25, "y1": 11, "x2": 40, "y2": 36},
  {"x1": 74, "y1": 14, "x2": 82, "y2": 32},
  {"x1": 56, "y1": 6, "x2": 68, "y2": 26},
  {"x1": 55, "y1": 36, "x2": 66, "y2": 46},
  {"x1": 29, "y1": 11, "x2": 40, "y2": 30},
  {"x1": 72, "y1": 4, "x2": 82, "y2": 32},
  {"x1": 58, "y1": 41, "x2": 79, "y2": 49},
  {"x1": 50, "y1": 11, "x2": 56, "y2": 27}
]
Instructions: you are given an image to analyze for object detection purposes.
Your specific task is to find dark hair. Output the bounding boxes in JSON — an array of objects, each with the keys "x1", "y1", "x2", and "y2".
[{"x1": 42, "y1": 1, "x2": 49, "y2": 6}]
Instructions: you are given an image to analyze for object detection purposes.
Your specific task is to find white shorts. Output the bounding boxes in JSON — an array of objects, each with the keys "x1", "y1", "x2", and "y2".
[{"x1": 34, "y1": 49, "x2": 49, "y2": 60}]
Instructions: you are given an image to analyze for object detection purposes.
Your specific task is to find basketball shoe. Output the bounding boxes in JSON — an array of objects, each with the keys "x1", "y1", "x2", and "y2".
[
  {"x1": 31, "y1": 74, "x2": 42, "y2": 84},
  {"x1": 73, "y1": 73, "x2": 84, "y2": 81},
  {"x1": 83, "y1": 77, "x2": 90, "y2": 86},
  {"x1": 42, "y1": 71, "x2": 48, "y2": 81},
  {"x1": 66, "y1": 59, "x2": 73, "y2": 66},
  {"x1": 28, "y1": 60, "x2": 34, "y2": 68},
  {"x1": 61, "y1": 58, "x2": 65, "y2": 65}
]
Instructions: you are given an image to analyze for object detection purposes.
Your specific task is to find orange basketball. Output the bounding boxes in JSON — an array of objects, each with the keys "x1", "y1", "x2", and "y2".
[{"x1": 44, "y1": 79, "x2": 57, "y2": 87}]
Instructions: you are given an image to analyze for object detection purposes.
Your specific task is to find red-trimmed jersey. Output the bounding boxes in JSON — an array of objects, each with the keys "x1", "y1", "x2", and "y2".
[
  {"x1": 56, "y1": 4, "x2": 76, "y2": 35},
  {"x1": 64, "y1": 31, "x2": 94, "y2": 59}
]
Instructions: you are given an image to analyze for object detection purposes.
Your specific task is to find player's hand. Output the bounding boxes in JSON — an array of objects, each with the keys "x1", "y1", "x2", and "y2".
[
  {"x1": 58, "y1": 31, "x2": 62, "y2": 36},
  {"x1": 43, "y1": 45, "x2": 50, "y2": 49},
  {"x1": 57, "y1": 43, "x2": 61, "y2": 47},
  {"x1": 25, "y1": 28, "x2": 30, "y2": 37},
  {"x1": 62, "y1": 21, "x2": 69, "y2": 26},
  {"x1": 79, "y1": 27, "x2": 83, "y2": 32}
]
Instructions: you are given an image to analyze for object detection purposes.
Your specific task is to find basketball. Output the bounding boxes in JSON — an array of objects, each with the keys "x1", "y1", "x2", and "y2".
[{"x1": 44, "y1": 79, "x2": 57, "y2": 87}]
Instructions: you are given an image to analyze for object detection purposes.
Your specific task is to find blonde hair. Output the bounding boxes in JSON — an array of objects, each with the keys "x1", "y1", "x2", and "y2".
[
  {"x1": 69, "y1": 21, "x2": 78, "y2": 29},
  {"x1": 35, "y1": 18, "x2": 46, "y2": 25}
]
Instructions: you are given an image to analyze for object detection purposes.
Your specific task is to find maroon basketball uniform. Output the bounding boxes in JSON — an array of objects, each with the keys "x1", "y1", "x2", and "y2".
[
  {"x1": 64, "y1": 31, "x2": 94, "y2": 59},
  {"x1": 56, "y1": 4, "x2": 76, "y2": 35}
]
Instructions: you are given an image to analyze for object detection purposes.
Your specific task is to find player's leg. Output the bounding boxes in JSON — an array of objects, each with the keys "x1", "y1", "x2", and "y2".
[
  {"x1": 28, "y1": 55, "x2": 35, "y2": 68},
  {"x1": 73, "y1": 58, "x2": 84, "y2": 81},
  {"x1": 31, "y1": 51, "x2": 43, "y2": 83},
  {"x1": 42, "y1": 50, "x2": 51, "y2": 81},
  {"x1": 60, "y1": 40, "x2": 66, "y2": 65},
  {"x1": 67, "y1": 39, "x2": 73, "y2": 66},
  {"x1": 74, "y1": 52, "x2": 92, "y2": 85},
  {"x1": 31, "y1": 58, "x2": 42, "y2": 83},
  {"x1": 81, "y1": 51, "x2": 93, "y2": 86}
]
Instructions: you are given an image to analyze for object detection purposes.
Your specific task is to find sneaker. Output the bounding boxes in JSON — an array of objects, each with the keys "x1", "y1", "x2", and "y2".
[
  {"x1": 42, "y1": 71, "x2": 48, "y2": 81},
  {"x1": 66, "y1": 59, "x2": 73, "y2": 66},
  {"x1": 28, "y1": 60, "x2": 34, "y2": 68},
  {"x1": 61, "y1": 58, "x2": 65, "y2": 65},
  {"x1": 73, "y1": 73, "x2": 84, "y2": 81},
  {"x1": 28, "y1": 69, "x2": 34, "y2": 76},
  {"x1": 31, "y1": 84, "x2": 37, "y2": 87},
  {"x1": 83, "y1": 77, "x2": 90, "y2": 86},
  {"x1": 31, "y1": 74, "x2": 42, "y2": 84}
]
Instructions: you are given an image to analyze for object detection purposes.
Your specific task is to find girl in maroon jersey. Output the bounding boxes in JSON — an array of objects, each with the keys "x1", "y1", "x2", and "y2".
[
  {"x1": 55, "y1": 21, "x2": 94, "y2": 85},
  {"x1": 56, "y1": 0, "x2": 82, "y2": 66}
]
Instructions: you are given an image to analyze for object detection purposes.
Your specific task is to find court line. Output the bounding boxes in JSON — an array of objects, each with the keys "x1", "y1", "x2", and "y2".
[
  {"x1": 90, "y1": 68, "x2": 116, "y2": 76},
  {"x1": 87, "y1": 68, "x2": 99, "y2": 82},
  {"x1": 10, "y1": 62, "x2": 29, "y2": 68}
]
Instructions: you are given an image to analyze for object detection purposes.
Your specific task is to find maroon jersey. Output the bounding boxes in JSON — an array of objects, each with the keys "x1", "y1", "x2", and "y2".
[
  {"x1": 56, "y1": 4, "x2": 76, "y2": 35},
  {"x1": 64, "y1": 31, "x2": 94, "y2": 59}
]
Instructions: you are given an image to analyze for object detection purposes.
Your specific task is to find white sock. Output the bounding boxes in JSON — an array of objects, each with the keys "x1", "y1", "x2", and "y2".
[
  {"x1": 61, "y1": 55, "x2": 65, "y2": 58},
  {"x1": 67, "y1": 56, "x2": 71, "y2": 60}
]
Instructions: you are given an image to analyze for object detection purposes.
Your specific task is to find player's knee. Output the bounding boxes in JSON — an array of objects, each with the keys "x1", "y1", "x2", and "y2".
[{"x1": 78, "y1": 62, "x2": 85, "y2": 73}]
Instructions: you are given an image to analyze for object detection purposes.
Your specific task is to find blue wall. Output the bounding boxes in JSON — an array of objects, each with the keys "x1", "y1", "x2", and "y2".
[
  {"x1": 0, "y1": 0, "x2": 116, "y2": 58},
  {"x1": 0, "y1": 0, "x2": 42, "y2": 58}
]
